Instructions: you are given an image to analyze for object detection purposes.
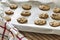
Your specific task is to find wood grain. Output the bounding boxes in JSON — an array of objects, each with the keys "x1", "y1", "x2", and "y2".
[{"x1": 20, "y1": 31, "x2": 60, "y2": 40}]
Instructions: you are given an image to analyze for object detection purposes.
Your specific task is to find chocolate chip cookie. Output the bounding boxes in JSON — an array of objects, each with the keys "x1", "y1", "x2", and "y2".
[
  {"x1": 22, "y1": 4, "x2": 31, "y2": 10},
  {"x1": 39, "y1": 13, "x2": 49, "y2": 19},
  {"x1": 34, "y1": 19, "x2": 46, "y2": 25},
  {"x1": 53, "y1": 7, "x2": 60, "y2": 13},
  {"x1": 4, "y1": 16, "x2": 11, "y2": 22},
  {"x1": 51, "y1": 13, "x2": 60, "y2": 20},
  {"x1": 39, "y1": 5, "x2": 50, "y2": 11},
  {"x1": 10, "y1": 4, "x2": 18, "y2": 9},
  {"x1": 21, "y1": 11, "x2": 31, "y2": 16},
  {"x1": 17, "y1": 17, "x2": 28, "y2": 24},
  {"x1": 5, "y1": 10, "x2": 14, "y2": 15},
  {"x1": 49, "y1": 21, "x2": 60, "y2": 27}
]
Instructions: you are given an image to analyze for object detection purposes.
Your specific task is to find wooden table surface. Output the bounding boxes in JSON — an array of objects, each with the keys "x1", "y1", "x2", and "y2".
[{"x1": 20, "y1": 31, "x2": 60, "y2": 40}]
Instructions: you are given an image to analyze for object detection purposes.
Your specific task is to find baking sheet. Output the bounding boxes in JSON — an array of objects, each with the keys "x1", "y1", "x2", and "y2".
[
  {"x1": 8, "y1": 0, "x2": 53, "y2": 4},
  {"x1": 2, "y1": 1, "x2": 60, "y2": 35}
]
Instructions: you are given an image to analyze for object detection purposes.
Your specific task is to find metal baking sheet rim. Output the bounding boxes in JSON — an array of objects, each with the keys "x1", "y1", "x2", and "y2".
[
  {"x1": 12, "y1": 23, "x2": 60, "y2": 35},
  {"x1": 2, "y1": 1, "x2": 60, "y2": 35},
  {"x1": 8, "y1": 0, "x2": 53, "y2": 4}
]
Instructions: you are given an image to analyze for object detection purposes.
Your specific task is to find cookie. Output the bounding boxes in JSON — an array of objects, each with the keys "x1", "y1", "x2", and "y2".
[
  {"x1": 17, "y1": 17, "x2": 27, "y2": 24},
  {"x1": 10, "y1": 4, "x2": 18, "y2": 9},
  {"x1": 49, "y1": 21, "x2": 60, "y2": 27},
  {"x1": 53, "y1": 8, "x2": 60, "y2": 13},
  {"x1": 51, "y1": 13, "x2": 60, "y2": 20},
  {"x1": 4, "y1": 16, "x2": 11, "y2": 22},
  {"x1": 5, "y1": 10, "x2": 14, "y2": 15},
  {"x1": 39, "y1": 5, "x2": 50, "y2": 11},
  {"x1": 22, "y1": 4, "x2": 31, "y2": 10},
  {"x1": 21, "y1": 11, "x2": 31, "y2": 16},
  {"x1": 34, "y1": 19, "x2": 46, "y2": 25},
  {"x1": 39, "y1": 13, "x2": 49, "y2": 19}
]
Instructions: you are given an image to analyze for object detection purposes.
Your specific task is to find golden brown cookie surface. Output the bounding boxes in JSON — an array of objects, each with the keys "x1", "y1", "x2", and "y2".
[
  {"x1": 22, "y1": 4, "x2": 31, "y2": 10},
  {"x1": 4, "y1": 16, "x2": 11, "y2": 22},
  {"x1": 21, "y1": 11, "x2": 31, "y2": 16},
  {"x1": 53, "y1": 8, "x2": 60, "y2": 13},
  {"x1": 39, "y1": 5, "x2": 50, "y2": 11},
  {"x1": 51, "y1": 13, "x2": 60, "y2": 20},
  {"x1": 5, "y1": 10, "x2": 14, "y2": 15},
  {"x1": 10, "y1": 4, "x2": 18, "y2": 9},
  {"x1": 34, "y1": 19, "x2": 46, "y2": 25},
  {"x1": 17, "y1": 17, "x2": 27, "y2": 24},
  {"x1": 49, "y1": 21, "x2": 60, "y2": 27},
  {"x1": 39, "y1": 13, "x2": 49, "y2": 19}
]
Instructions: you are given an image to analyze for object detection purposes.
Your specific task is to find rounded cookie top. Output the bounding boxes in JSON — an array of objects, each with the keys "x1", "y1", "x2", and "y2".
[
  {"x1": 17, "y1": 17, "x2": 28, "y2": 24},
  {"x1": 53, "y1": 7, "x2": 60, "y2": 13},
  {"x1": 39, "y1": 13, "x2": 49, "y2": 19},
  {"x1": 5, "y1": 10, "x2": 14, "y2": 15},
  {"x1": 10, "y1": 4, "x2": 18, "y2": 9},
  {"x1": 22, "y1": 4, "x2": 32, "y2": 10},
  {"x1": 4, "y1": 16, "x2": 11, "y2": 22},
  {"x1": 51, "y1": 13, "x2": 60, "y2": 20},
  {"x1": 21, "y1": 11, "x2": 31, "y2": 16},
  {"x1": 49, "y1": 21, "x2": 60, "y2": 27},
  {"x1": 39, "y1": 5, "x2": 50, "y2": 11},
  {"x1": 34, "y1": 19, "x2": 46, "y2": 25}
]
